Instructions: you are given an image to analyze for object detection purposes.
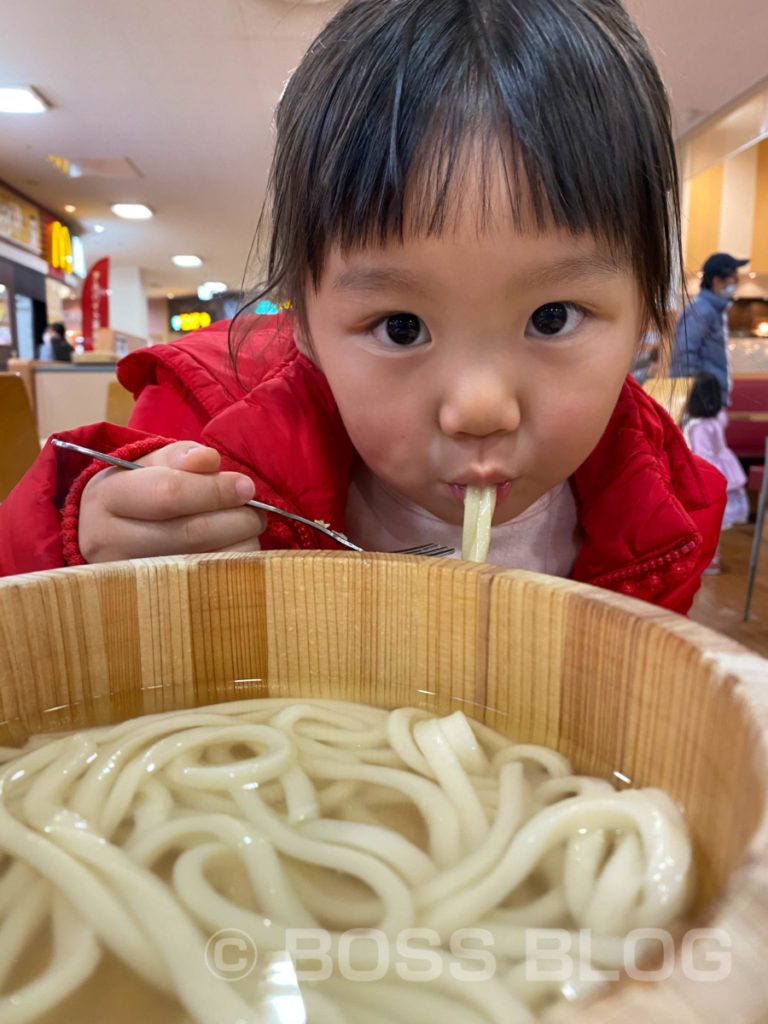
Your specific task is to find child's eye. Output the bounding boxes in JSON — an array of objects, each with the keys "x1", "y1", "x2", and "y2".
[
  {"x1": 525, "y1": 302, "x2": 585, "y2": 339},
  {"x1": 372, "y1": 313, "x2": 430, "y2": 347}
]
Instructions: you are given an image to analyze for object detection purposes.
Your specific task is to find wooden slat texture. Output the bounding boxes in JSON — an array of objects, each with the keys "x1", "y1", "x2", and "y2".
[{"x1": 1, "y1": 551, "x2": 767, "y2": 1022}]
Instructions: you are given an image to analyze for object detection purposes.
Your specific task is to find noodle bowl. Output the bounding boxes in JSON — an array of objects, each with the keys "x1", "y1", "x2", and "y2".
[
  {"x1": 0, "y1": 551, "x2": 767, "y2": 1024},
  {"x1": 0, "y1": 698, "x2": 693, "y2": 1024}
]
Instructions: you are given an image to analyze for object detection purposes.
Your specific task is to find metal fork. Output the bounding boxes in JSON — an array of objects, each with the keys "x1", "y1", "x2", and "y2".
[{"x1": 51, "y1": 439, "x2": 454, "y2": 557}]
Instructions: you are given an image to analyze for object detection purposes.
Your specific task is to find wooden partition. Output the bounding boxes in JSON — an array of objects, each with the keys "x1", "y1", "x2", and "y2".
[
  {"x1": 33, "y1": 363, "x2": 117, "y2": 439},
  {"x1": 105, "y1": 379, "x2": 135, "y2": 425},
  {"x1": 0, "y1": 372, "x2": 41, "y2": 499}
]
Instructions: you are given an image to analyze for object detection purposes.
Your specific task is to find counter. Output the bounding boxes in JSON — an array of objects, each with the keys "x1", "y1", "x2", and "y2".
[{"x1": 8, "y1": 360, "x2": 118, "y2": 440}]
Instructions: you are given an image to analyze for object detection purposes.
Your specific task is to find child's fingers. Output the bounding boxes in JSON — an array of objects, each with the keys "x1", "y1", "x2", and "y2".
[
  {"x1": 210, "y1": 537, "x2": 266, "y2": 554},
  {"x1": 77, "y1": 442, "x2": 266, "y2": 563},
  {"x1": 97, "y1": 465, "x2": 255, "y2": 520},
  {"x1": 131, "y1": 506, "x2": 265, "y2": 557},
  {"x1": 137, "y1": 442, "x2": 222, "y2": 474},
  {"x1": 83, "y1": 506, "x2": 266, "y2": 562}
]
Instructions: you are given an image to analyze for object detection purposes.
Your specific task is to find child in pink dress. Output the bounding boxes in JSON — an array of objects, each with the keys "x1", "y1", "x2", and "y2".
[{"x1": 683, "y1": 372, "x2": 749, "y2": 572}]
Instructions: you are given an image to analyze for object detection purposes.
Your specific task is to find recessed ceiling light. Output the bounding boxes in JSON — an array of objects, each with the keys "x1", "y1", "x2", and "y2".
[
  {"x1": 111, "y1": 203, "x2": 153, "y2": 220},
  {"x1": 64, "y1": 204, "x2": 76, "y2": 213},
  {"x1": 0, "y1": 86, "x2": 49, "y2": 114},
  {"x1": 166, "y1": 292, "x2": 175, "y2": 299},
  {"x1": 172, "y1": 255, "x2": 202, "y2": 268},
  {"x1": 93, "y1": 224, "x2": 105, "y2": 233}
]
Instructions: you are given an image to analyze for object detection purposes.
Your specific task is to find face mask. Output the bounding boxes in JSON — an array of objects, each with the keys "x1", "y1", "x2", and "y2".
[{"x1": 721, "y1": 284, "x2": 737, "y2": 300}]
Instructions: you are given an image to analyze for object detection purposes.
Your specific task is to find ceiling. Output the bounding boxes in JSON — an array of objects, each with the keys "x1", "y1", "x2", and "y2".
[{"x1": 1, "y1": 0, "x2": 767, "y2": 300}]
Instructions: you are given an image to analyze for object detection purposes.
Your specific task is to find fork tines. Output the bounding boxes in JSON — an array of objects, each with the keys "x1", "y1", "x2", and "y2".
[{"x1": 395, "y1": 543, "x2": 454, "y2": 557}]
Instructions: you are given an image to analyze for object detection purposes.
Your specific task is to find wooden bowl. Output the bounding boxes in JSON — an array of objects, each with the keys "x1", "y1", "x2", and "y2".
[{"x1": 1, "y1": 551, "x2": 767, "y2": 1022}]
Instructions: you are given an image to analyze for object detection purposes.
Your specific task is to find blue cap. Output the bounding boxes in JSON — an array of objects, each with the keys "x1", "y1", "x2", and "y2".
[{"x1": 702, "y1": 253, "x2": 749, "y2": 279}]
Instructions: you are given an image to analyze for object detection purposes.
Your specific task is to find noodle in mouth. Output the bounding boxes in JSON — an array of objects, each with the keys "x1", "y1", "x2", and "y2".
[
  {"x1": 461, "y1": 487, "x2": 497, "y2": 562},
  {"x1": 0, "y1": 699, "x2": 693, "y2": 1024}
]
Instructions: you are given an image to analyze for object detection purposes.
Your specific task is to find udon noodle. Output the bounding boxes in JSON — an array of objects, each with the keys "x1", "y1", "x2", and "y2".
[
  {"x1": 0, "y1": 699, "x2": 693, "y2": 1024},
  {"x1": 461, "y1": 487, "x2": 497, "y2": 562}
]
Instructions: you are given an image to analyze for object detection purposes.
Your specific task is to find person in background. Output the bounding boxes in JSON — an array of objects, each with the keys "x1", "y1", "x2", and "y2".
[
  {"x1": 669, "y1": 252, "x2": 748, "y2": 405},
  {"x1": 38, "y1": 322, "x2": 73, "y2": 363},
  {"x1": 0, "y1": 0, "x2": 726, "y2": 615},
  {"x1": 683, "y1": 371, "x2": 749, "y2": 575}
]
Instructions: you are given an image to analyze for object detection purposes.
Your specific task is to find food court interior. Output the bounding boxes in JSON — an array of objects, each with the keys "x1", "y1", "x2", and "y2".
[{"x1": 0, "y1": 0, "x2": 767, "y2": 655}]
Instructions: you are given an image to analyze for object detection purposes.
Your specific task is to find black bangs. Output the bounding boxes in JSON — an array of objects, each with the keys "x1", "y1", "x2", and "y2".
[{"x1": 234, "y1": 0, "x2": 680, "y2": 349}]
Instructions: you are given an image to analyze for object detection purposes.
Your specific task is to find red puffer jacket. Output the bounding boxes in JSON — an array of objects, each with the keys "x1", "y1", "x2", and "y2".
[{"x1": 0, "y1": 315, "x2": 725, "y2": 613}]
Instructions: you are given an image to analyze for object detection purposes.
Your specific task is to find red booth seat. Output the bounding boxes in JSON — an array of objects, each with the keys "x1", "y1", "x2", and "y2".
[{"x1": 725, "y1": 374, "x2": 768, "y2": 461}]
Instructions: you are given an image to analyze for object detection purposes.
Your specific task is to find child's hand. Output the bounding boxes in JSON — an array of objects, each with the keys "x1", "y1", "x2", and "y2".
[{"x1": 78, "y1": 442, "x2": 265, "y2": 563}]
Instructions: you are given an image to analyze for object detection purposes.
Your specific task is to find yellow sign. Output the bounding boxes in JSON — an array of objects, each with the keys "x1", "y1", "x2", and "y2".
[
  {"x1": 170, "y1": 312, "x2": 212, "y2": 332},
  {"x1": 48, "y1": 220, "x2": 73, "y2": 273},
  {"x1": 0, "y1": 186, "x2": 43, "y2": 254},
  {"x1": 48, "y1": 154, "x2": 73, "y2": 177}
]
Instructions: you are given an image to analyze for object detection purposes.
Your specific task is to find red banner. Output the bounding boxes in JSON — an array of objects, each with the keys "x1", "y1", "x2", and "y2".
[{"x1": 81, "y1": 257, "x2": 110, "y2": 350}]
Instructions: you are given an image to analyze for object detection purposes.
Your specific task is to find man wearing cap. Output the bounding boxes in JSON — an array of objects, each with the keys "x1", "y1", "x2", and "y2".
[{"x1": 670, "y1": 252, "x2": 749, "y2": 405}]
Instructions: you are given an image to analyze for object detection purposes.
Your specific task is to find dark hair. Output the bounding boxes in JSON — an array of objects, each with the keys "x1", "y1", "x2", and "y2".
[
  {"x1": 231, "y1": 0, "x2": 681, "y2": 361},
  {"x1": 687, "y1": 372, "x2": 722, "y2": 419},
  {"x1": 700, "y1": 252, "x2": 746, "y2": 292},
  {"x1": 700, "y1": 273, "x2": 732, "y2": 292},
  {"x1": 49, "y1": 322, "x2": 66, "y2": 338}
]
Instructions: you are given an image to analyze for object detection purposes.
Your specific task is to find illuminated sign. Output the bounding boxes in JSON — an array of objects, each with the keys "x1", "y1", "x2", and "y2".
[
  {"x1": 72, "y1": 235, "x2": 86, "y2": 278},
  {"x1": 170, "y1": 311, "x2": 212, "y2": 332},
  {"x1": 255, "y1": 300, "x2": 291, "y2": 314},
  {"x1": 48, "y1": 154, "x2": 82, "y2": 178},
  {"x1": 0, "y1": 186, "x2": 42, "y2": 254},
  {"x1": 47, "y1": 220, "x2": 73, "y2": 274}
]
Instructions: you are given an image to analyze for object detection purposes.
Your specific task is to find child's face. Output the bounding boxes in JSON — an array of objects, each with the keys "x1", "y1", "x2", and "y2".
[{"x1": 299, "y1": 192, "x2": 643, "y2": 527}]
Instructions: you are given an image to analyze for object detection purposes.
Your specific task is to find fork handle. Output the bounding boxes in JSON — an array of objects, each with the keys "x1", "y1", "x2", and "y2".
[
  {"x1": 243, "y1": 500, "x2": 362, "y2": 550},
  {"x1": 50, "y1": 439, "x2": 363, "y2": 551}
]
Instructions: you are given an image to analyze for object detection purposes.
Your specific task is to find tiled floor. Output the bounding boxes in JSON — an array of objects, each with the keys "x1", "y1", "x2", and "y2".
[{"x1": 688, "y1": 522, "x2": 768, "y2": 658}]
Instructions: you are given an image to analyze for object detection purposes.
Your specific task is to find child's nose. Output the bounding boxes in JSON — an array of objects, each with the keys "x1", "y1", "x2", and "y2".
[{"x1": 438, "y1": 366, "x2": 521, "y2": 439}]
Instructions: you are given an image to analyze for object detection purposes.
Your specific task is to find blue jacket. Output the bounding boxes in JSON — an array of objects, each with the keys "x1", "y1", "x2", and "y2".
[{"x1": 670, "y1": 288, "x2": 730, "y2": 402}]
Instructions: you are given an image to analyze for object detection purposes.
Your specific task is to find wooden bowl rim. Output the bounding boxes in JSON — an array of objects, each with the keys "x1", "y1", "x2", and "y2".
[{"x1": 2, "y1": 551, "x2": 767, "y2": 1022}]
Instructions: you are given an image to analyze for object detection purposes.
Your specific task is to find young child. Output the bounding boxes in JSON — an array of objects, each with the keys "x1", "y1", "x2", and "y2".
[
  {"x1": 683, "y1": 372, "x2": 749, "y2": 574},
  {"x1": 0, "y1": 0, "x2": 725, "y2": 614}
]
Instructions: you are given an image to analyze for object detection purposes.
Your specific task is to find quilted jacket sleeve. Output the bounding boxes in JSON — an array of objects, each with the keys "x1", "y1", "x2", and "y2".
[
  {"x1": 0, "y1": 372, "x2": 215, "y2": 577},
  {"x1": 0, "y1": 422, "x2": 166, "y2": 577},
  {"x1": 127, "y1": 382, "x2": 208, "y2": 440},
  {"x1": 651, "y1": 456, "x2": 726, "y2": 615}
]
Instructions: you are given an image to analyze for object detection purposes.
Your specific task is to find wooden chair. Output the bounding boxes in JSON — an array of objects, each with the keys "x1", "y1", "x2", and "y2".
[
  {"x1": 0, "y1": 373, "x2": 41, "y2": 501},
  {"x1": 744, "y1": 437, "x2": 768, "y2": 621},
  {"x1": 105, "y1": 379, "x2": 135, "y2": 426},
  {"x1": 642, "y1": 376, "x2": 695, "y2": 425}
]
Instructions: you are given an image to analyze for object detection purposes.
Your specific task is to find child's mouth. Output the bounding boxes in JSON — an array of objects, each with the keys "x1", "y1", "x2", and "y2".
[{"x1": 449, "y1": 480, "x2": 516, "y2": 505}]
